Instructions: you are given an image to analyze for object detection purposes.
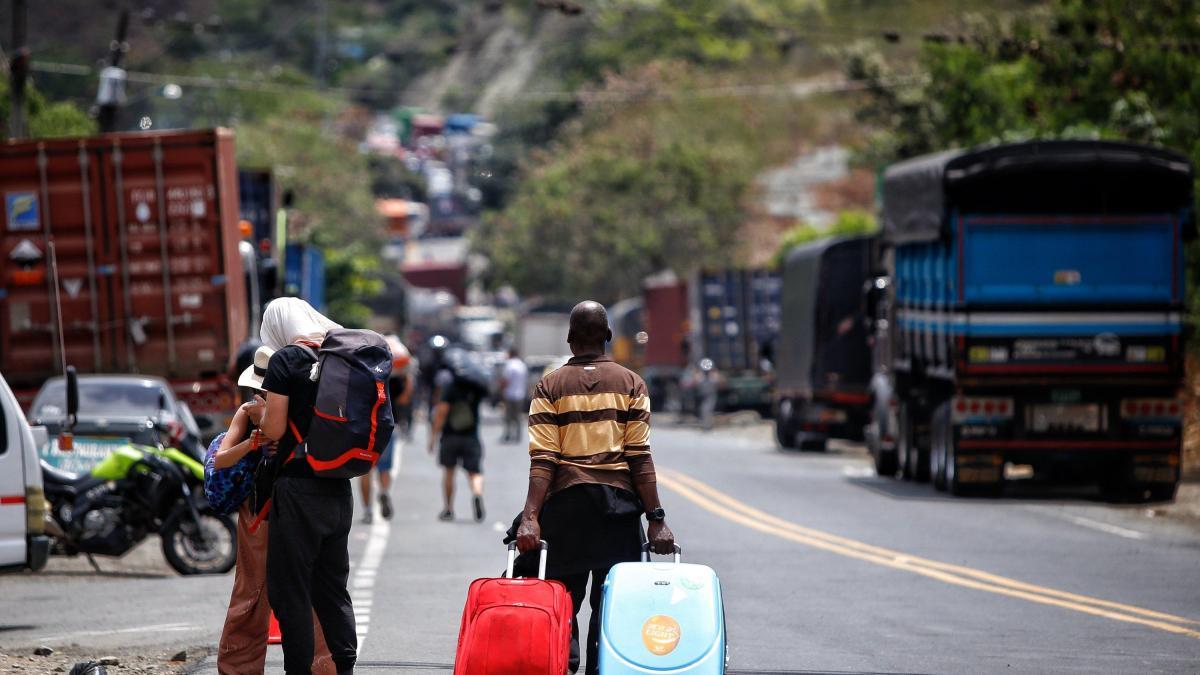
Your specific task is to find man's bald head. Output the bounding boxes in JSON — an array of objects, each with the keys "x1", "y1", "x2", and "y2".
[{"x1": 567, "y1": 300, "x2": 611, "y2": 355}]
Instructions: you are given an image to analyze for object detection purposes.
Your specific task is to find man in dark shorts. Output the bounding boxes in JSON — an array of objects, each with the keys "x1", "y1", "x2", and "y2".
[
  {"x1": 512, "y1": 300, "x2": 675, "y2": 675},
  {"x1": 428, "y1": 354, "x2": 487, "y2": 523}
]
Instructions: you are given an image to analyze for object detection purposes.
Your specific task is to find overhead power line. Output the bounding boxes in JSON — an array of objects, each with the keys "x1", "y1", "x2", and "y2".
[{"x1": 30, "y1": 59, "x2": 922, "y2": 104}]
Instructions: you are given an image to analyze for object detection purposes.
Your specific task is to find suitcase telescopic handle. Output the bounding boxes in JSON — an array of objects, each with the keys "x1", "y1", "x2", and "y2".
[
  {"x1": 507, "y1": 540, "x2": 548, "y2": 580},
  {"x1": 641, "y1": 543, "x2": 682, "y2": 564}
]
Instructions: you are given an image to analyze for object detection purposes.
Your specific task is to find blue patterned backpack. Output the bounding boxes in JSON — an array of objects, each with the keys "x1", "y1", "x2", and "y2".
[{"x1": 203, "y1": 432, "x2": 261, "y2": 515}]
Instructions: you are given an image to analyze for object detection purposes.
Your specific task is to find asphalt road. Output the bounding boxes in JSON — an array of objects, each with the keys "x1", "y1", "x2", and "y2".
[{"x1": 3, "y1": 409, "x2": 1199, "y2": 674}]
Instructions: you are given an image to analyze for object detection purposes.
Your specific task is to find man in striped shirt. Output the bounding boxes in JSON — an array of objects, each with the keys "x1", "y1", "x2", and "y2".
[{"x1": 514, "y1": 300, "x2": 674, "y2": 675}]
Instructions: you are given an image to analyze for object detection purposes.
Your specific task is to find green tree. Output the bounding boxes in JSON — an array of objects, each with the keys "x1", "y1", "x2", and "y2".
[
  {"x1": 475, "y1": 63, "x2": 810, "y2": 303},
  {"x1": 845, "y1": 0, "x2": 1200, "y2": 331},
  {"x1": 0, "y1": 79, "x2": 95, "y2": 139},
  {"x1": 234, "y1": 93, "x2": 385, "y2": 326},
  {"x1": 771, "y1": 210, "x2": 878, "y2": 267}
]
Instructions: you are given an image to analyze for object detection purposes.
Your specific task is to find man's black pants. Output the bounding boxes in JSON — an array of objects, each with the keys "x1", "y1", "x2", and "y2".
[
  {"x1": 267, "y1": 477, "x2": 357, "y2": 674},
  {"x1": 555, "y1": 566, "x2": 612, "y2": 675}
]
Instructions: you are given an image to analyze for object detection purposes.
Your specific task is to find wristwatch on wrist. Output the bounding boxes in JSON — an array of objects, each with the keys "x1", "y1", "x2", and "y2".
[{"x1": 646, "y1": 507, "x2": 666, "y2": 522}]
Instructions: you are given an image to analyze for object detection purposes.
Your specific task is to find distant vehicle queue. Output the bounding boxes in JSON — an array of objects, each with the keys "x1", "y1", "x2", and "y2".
[{"x1": 607, "y1": 139, "x2": 1190, "y2": 502}]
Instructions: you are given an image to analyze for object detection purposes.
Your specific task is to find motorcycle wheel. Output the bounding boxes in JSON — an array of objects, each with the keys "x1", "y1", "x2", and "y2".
[{"x1": 161, "y1": 509, "x2": 237, "y2": 575}]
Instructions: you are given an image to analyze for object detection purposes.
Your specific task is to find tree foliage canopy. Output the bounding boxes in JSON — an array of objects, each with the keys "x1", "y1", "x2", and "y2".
[
  {"x1": 475, "y1": 64, "x2": 807, "y2": 304},
  {"x1": 771, "y1": 210, "x2": 877, "y2": 268},
  {"x1": 847, "y1": 0, "x2": 1200, "y2": 164},
  {"x1": 846, "y1": 0, "x2": 1200, "y2": 332},
  {"x1": 0, "y1": 79, "x2": 95, "y2": 139}
]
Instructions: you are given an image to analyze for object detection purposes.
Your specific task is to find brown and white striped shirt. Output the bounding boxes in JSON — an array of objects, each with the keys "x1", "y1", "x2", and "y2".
[{"x1": 528, "y1": 354, "x2": 651, "y2": 496}]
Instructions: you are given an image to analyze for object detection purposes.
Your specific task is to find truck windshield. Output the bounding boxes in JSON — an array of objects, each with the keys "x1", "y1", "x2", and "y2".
[{"x1": 32, "y1": 380, "x2": 167, "y2": 421}]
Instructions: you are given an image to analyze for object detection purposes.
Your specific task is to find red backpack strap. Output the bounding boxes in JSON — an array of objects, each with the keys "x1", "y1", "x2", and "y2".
[
  {"x1": 247, "y1": 498, "x2": 272, "y2": 534},
  {"x1": 288, "y1": 420, "x2": 304, "y2": 444}
]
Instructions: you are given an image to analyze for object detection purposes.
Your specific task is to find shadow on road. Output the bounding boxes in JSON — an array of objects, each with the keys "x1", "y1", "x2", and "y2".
[
  {"x1": 343, "y1": 663, "x2": 918, "y2": 675},
  {"x1": 842, "y1": 475, "x2": 1133, "y2": 505},
  {"x1": 35, "y1": 568, "x2": 170, "y2": 580}
]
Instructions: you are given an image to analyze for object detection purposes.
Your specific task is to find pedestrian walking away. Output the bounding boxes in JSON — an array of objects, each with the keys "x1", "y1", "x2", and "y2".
[
  {"x1": 428, "y1": 350, "x2": 487, "y2": 523},
  {"x1": 499, "y1": 347, "x2": 529, "y2": 443},
  {"x1": 213, "y1": 345, "x2": 336, "y2": 675},
  {"x1": 510, "y1": 300, "x2": 675, "y2": 675},
  {"x1": 360, "y1": 334, "x2": 413, "y2": 524},
  {"x1": 248, "y1": 298, "x2": 357, "y2": 675}
]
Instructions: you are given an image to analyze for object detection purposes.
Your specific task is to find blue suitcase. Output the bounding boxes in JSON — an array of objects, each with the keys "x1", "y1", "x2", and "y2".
[{"x1": 598, "y1": 545, "x2": 726, "y2": 674}]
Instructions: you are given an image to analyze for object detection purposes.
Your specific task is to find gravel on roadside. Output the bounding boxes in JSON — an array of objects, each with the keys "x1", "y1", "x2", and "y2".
[{"x1": 0, "y1": 645, "x2": 207, "y2": 675}]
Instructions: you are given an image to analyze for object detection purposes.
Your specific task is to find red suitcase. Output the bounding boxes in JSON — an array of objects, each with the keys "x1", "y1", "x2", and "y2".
[{"x1": 454, "y1": 541, "x2": 572, "y2": 675}]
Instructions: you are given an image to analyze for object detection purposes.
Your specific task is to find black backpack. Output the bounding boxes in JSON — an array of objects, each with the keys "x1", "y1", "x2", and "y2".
[{"x1": 297, "y1": 329, "x2": 395, "y2": 478}]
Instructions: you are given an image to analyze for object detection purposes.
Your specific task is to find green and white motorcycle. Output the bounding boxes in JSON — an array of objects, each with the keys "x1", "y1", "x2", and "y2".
[{"x1": 41, "y1": 418, "x2": 236, "y2": 575}]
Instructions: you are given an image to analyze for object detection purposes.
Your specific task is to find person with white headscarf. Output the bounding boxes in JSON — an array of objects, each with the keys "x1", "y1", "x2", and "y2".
[{"x1": 245, "y1": 298, "x2": 356, "y2": 675}]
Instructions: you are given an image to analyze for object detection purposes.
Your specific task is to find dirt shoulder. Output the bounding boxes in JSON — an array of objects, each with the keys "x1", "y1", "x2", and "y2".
[{"x1": 0, "y1": 645, "x2": 207, "y2": 675}]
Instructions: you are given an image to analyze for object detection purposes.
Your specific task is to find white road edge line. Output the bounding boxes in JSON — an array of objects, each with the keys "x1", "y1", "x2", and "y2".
[
  {"x1": 1027, "y1": 506, "x2": 1147, "y2": 540},
  {"x1": 33, "y1": 622, "x2": 200, "y2": 642},
  {"x1": 352, "y1": 438, "x2": 401, "y2": 656},
  {"x1": 1067, "y1": 515, "x2": 1147, "y2": 540}
]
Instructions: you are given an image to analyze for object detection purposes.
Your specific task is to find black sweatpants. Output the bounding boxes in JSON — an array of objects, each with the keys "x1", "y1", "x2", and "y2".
[
  {"x1": 267, "y1": 477, "x2": 356, "y2": 674},
  {"x1": 555, "y1": 566, "x2": 611, "y2": 675}
]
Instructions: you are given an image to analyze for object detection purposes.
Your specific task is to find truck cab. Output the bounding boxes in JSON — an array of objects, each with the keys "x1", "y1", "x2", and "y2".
[
  {"x1": 877, "y1": 140, "x2": 1192, "y2": 499},
  {"x1": 0, "y1": 372, "x2": 50, "y2": 572}
]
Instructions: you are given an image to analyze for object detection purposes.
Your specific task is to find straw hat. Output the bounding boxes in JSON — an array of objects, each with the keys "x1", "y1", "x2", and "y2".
[{"x1": 237, "y1": 345, "x2": 277, "y2": 390}]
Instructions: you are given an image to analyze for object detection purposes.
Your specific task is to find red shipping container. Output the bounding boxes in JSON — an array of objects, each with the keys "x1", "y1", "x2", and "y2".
[
  {"x1": 642, "y1": 277, "x2": 689, "y2": 368},
  {"x1": 0, "y1": 129, "x2": 248, "y2": 418}
]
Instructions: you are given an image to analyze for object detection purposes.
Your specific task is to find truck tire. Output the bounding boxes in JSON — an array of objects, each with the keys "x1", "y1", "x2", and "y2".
[
  {"x1": 897, "y1": 402, "x2": 915, "y2": 480},
  {"x1": 899, "y1": 403, "x2": 931, "y2": 482},
  {"x1": 931, "y1": 403, "x2": 949, "y2": 491},
  {"x1": 872, "y1": 443, "x2": 898, "y2": 477},
  {"x1": 775, "y1": 400, "x2": 797, "y2": 450}
]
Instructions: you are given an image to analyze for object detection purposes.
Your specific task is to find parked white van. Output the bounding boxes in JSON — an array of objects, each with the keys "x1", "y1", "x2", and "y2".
[{"x1": 0, "y1": 372, "x2": 50, "y2": 572}]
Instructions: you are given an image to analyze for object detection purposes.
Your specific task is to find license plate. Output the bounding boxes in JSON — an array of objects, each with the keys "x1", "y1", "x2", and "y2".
[{"x1": 1029, "y1": 404, "x2": 1101, "y2": 433}]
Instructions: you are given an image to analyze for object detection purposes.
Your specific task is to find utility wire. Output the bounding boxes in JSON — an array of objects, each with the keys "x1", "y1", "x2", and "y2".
[{"x1": 30, "y1": 59, "x2": 922, "y2": 104}]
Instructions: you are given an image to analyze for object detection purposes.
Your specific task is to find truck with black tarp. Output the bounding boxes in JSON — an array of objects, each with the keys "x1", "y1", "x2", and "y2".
[
  {"x1": 774, "y1": 236, "x2": 874, "y2": 450},
  {"x1": 870, "y1": 140, "x2": 1190, "y2": 499}
]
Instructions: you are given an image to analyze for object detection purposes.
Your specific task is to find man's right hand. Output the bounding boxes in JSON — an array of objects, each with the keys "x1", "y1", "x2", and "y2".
[
  {"x1": 647, "y1": 520, "x2": 675, "y2": 555},
  {"x1": 515, "y1": 516, "x2": 541, "y2": 554}
]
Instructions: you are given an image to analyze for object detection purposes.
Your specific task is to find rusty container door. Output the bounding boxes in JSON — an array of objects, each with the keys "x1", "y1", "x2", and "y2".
[
  {"x1": 0, "y1": 138, "x2": 114, "y2": 390},
  {"x1": 97, "y1": 129, "x2": 247, "y2": 381},
  {"x1": 642, "y1": 278, "x2": 690, "y2": 368}
]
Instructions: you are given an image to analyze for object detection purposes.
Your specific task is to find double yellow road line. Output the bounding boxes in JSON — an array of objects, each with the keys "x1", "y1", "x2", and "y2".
[{"x1": 657, "y1": 468, "x2": 1200, "y2": 640}]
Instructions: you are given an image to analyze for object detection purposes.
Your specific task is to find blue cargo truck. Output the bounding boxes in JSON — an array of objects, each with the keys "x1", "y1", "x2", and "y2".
[{"x1": 868, "y1": 141, "x2": 1192, "y2": 499}]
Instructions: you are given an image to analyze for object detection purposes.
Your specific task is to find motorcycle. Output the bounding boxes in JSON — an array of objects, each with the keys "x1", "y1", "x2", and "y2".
[{"x1": 41, "y1": 418, "x2": 237, "y2": 575}]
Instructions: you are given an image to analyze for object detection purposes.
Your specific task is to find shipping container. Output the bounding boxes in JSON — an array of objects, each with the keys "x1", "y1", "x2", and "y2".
[
  {"x1": 402, "y1": 260, "x2": 467, "y2": 304},
  {"x1": 283, "y1": 243, "x2": 326, "y2": 312},
  {"x1": 0, "y1": 129, "x2": 248, "y2": 426},
  {"x1": 237, "y1": 168, "x2": 276, "y2": 253},
  {"x1": 641, "y1": 275, "x2": 689, "y2": 369},
  {"x1": 692, "y1": 269, "x2": 781, "y2": 373}
]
